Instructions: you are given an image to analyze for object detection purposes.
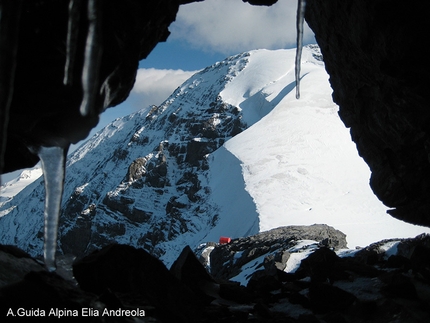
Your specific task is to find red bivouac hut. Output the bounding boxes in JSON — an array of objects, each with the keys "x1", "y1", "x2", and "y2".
[{"x1": 219, "y1": 236, "x2": 231, "y2": 244}]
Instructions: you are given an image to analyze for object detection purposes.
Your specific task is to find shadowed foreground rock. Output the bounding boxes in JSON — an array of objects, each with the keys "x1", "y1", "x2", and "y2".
[
  {"x1": 1, "y1": 227, "x2": 430, "y2": 322},
  {"x1": 72, "y1": 244, "x2": 204, "y2": 322}
]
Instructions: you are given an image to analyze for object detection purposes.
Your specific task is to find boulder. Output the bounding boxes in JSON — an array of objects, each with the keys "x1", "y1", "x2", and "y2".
[
  {"x1": 73, "y1": 244, "x2": 203, "y2": 322},
  {"x1": 170, "y1": 245, "x2": 218, "y2": 305}
]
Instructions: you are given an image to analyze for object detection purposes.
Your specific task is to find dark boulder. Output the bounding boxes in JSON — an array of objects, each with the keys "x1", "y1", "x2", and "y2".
[
  {"x1": 170, "y1": 245, "x2": 218, "y2": 305},
  {"x1": 0, "y1": 271, "x2": 107, "y2": 322},
  {"x1": 0, "y1": 245, "x2": 44, "y2": 288},
  {"x1": 295, "y1": 247, "x2": 344, "y2": 283},
  {"x1": 309, "y1": 282, "x2": 357, "y2": 314},
  {"x1": 379, "y1": 271, "x2": 418, "y2": 300},
  {"x1": 72, "y1": 244, "x2": 203, "y2": 322}
]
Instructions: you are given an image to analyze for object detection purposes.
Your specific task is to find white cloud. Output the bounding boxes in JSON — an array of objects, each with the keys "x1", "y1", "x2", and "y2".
[
  {"x1": 128, "y1": 68, "x2": 198, "y2": 109},
  {"x1": 171, "y1": 0, "x2": 315, "y2": 54}
]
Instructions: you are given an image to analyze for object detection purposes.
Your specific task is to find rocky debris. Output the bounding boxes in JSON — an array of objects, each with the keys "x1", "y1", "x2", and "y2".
[
  {"x1": 208, "y1": 224, "x2": 347, "y2": 281},
  {"x1": 1, "y1": 229, "x2": 430, "y2": 322}
]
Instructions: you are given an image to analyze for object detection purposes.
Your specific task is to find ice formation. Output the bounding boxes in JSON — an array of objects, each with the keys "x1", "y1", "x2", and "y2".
[
  {"x1": 37, "y1": 146, "x2": 67, "y2": 272},
  {"x1": 63, "y1": 0, "x2": 82, "y2": 86},
  {"x1": 295, "y1": 0, "x2": 307, "y2": 99},
  {"x1": 80, "y1": 0, "x2": 102, "y2": 116}
]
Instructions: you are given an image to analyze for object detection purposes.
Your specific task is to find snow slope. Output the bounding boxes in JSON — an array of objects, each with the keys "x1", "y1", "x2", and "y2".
[
  {"x1": 1, "y1": 46, "x2": 429, "y2": 267},
  {"x1": 0, "y1": 167, "x2": 42, "y2": 208}
]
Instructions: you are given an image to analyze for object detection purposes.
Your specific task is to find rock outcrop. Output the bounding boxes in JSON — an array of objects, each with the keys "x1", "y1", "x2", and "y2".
[
  {"x1": 206, "y1": 224, "x2": 347, "y2": 281},
  {"x1": 1, "y1": 227, "x2": 430, "y2": 322}
]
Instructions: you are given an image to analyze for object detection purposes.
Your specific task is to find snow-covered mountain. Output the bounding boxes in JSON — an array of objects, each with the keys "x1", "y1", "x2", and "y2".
[
  {"x1": 1, "y1": 45, "x2": 429, "y2": 267},
  {"x1": 0, "y1": 167, "x2": 42, "y2": 208}
]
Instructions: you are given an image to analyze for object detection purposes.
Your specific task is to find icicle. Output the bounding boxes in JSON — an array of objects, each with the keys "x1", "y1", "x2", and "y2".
[
  {"x1": 37, "y1": 146, "x2": 67, "y2": 272},
  {"x1": 63, "y1": 0, "x2": 82, "y2": 86},
  {"x1": 80, "y1": 0, "x2": 102, "y2": 116},
  {"x1": 295, "y1": 0, "x2": 307, "y2": 99}
]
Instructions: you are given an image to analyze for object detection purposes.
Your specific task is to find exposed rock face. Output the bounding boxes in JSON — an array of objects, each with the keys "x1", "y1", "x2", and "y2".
[
  {"x1": 207, "y1": 224, "x2": 347, "y2": 281},
  {"x1": 305, "y1": 0, "x2": 430, "y2": 226}
]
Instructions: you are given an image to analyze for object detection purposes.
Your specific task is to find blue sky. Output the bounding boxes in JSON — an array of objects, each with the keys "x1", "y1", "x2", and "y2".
[{"x1": 138, "y1": 39, "x2": 227, "y2": 71}]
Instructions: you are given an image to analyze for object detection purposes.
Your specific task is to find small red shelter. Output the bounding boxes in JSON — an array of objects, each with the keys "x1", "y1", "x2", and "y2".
[{"x1": 219, "y1": 236, "x2": 231, "y2": 244}]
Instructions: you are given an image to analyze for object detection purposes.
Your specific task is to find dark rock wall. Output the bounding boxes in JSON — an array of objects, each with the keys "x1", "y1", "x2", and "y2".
[
  {"x1": 1, "y1": 0, "x2": 185, "y2": 173},
  {"x1": 305, "y1": 0, "x2": 430, "y2": 226}
]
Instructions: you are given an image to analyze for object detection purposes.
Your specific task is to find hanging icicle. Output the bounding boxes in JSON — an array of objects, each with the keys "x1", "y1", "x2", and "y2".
[
  {"x1": 295, "y1": 0, "x2": 307, "y2": 99},
  {"x1": 80, "y1": 0, "x2": 102, "y2": 116},
  {"x1": 63, "y1": 0, "x2": 82, "y2": 86},
  {"x1": 37, "y1": 146, "x2": 67, "y2": 272}
]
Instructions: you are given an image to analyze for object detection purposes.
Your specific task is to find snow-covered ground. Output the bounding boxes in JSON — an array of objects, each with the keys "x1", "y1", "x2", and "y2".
[{"x1": 0, "y1": 167, "x2": 42, "y2": 208}]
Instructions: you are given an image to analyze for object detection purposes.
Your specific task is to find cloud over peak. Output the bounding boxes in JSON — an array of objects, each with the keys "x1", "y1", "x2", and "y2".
[{"x1": 172, "y1": 0, "x2": 315, "y2": 55}]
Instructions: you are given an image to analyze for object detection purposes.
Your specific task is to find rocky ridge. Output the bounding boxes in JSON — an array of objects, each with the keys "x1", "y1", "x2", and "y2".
[{"x1": 0, "y1": 50, "x2": 251, "y2": 258}]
